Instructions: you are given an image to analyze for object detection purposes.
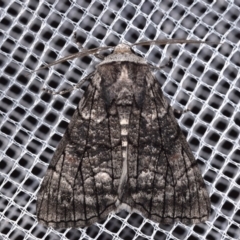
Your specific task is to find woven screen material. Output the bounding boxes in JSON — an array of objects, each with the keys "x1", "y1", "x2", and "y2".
[{"x1": 0, "y1": 0, "x2": 240, "y2": 239}]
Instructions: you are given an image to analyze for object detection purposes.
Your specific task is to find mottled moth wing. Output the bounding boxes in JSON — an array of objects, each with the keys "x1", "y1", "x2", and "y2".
[
  {"x1": 37, "y1": 43, "x2": 211, "y2": 228},
  {"x1": 36, "y1": 73, "x2": 122, "y2": 228},
  {"x1": 98, "y1": 60, "x2": 211, "y2": 225},
  {"x1": 123, "y1": 67, "x2": 211, "y2": 225}
]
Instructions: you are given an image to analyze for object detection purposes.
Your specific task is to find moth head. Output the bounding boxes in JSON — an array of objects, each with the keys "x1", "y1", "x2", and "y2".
[{"x1": 114, "y1": 44, "x2": 132, "y2": 54}]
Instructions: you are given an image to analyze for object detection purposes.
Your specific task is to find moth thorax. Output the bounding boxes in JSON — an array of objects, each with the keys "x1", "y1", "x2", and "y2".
[
  {"x1": 116, "y1": 88, "x2": 133, "y2": 105},
  {"x1": 114, "y1": 44, "x2": 132, "y2": 54}
]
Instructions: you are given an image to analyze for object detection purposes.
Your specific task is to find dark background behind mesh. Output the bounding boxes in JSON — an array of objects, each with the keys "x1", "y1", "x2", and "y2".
[{"x1": 0, "y1": 0, "x2": 240, "y2": 239}]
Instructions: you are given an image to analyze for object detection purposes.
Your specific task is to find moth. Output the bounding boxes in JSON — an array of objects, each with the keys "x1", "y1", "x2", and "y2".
[{"x1": 36, "y1": 39, "x2": 212, "y2": 229}]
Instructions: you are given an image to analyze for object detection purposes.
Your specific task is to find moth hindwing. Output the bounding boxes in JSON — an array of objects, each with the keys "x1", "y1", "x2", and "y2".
[{"x1": 36, "y1": 42, "x2": 211, "y2": 229}]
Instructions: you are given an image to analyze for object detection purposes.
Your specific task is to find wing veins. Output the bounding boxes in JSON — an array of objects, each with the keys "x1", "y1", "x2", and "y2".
[
  {"x1": 106, "y1": 114, "x2": 114, "y2": 189},
  {"x1": 72, "y1": 86, "x2": 97, "y2": 221},
  {"x1": 135, "y1": 101, "x2": 143, "y2": 192},
  {"x1": 86, "y1": 150, "x2": 101, "y2": 218},
  {"x1": 151, "y1": 84, "x2": 177, "y2": 219},
  {"x1": 55, "y1": 151, "x2": 67, "y2": 223}
]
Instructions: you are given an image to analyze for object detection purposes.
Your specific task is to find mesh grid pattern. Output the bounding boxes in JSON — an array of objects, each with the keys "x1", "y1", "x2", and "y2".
[{"x1": 0, "y1": 0, "x2": 240, "y2": 239}]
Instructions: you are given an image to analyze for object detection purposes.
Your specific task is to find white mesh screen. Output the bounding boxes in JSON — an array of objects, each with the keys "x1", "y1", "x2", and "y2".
[{"x1": 0, "y1": 0, "x2": 240, "y2": 239}]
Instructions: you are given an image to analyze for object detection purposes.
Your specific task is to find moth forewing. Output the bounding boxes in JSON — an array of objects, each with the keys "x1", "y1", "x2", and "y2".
[{"x1": 36, "y1": 40, "x2": 211, "y2": 229}]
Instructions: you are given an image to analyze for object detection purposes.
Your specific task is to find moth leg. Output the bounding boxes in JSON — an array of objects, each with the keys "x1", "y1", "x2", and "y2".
[
  {"x1": 73, "y1": 32, "x2": 83, "y2": 50},
  {"x1": 42, "y1": 72, "x2": 94, "y2": 95},
  {"x1": 74, "y1": 32, "x2": 104, "y2": 60},
  {"x1": 173, "y1": 107, "x2": 190, "y2": 117},
  {"x1": 42, "y1": 86, "x2": 77, "y2": 95},
  {"x1": 151, "y1": 57, "x2": 172, "y2": 70},
  {"x1": 94, "y1": 53, "x2": 105, "y2": 60}
]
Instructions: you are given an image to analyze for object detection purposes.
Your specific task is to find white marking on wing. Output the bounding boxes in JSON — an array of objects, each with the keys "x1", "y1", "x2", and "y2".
[
  {"x1": 121, "y1": 128, "x2": 128, "y2": 135},
  {"x1": 120, "y1": 118, "x2": 129, "y2": 125}
]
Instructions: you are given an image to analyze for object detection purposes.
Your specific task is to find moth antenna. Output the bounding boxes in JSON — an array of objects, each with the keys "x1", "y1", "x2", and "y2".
[
  {"x1": 31, "y1": 46, "x2": 114, "y2": 73},
  {"x1": 132, "y1": 39, "x2": 220, "y2": 46}
]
